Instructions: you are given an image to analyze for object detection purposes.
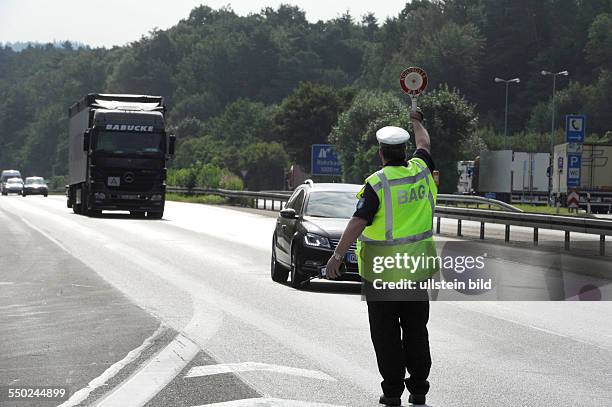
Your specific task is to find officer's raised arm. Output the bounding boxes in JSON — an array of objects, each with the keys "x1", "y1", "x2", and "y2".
[{"x1": 411, "y1": 112, "x2": 430, "y2": 153}]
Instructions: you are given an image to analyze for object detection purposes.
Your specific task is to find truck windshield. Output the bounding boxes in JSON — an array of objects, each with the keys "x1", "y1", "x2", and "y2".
[{"x1": 95, "y1": 131, "x2": 164, "y2": 156}]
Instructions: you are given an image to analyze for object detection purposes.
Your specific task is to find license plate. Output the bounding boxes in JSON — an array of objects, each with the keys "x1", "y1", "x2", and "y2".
[
  {"x1": 120, "y1": 194, "x2": 138, "y2": 199},
  {"x1": 346, "y1": 252, "x2": 357, "y2": 263}
]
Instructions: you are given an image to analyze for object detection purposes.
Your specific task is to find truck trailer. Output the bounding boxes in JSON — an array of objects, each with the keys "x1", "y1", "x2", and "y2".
[
  {"x1": 67, "y1": 94, "x2": 175, "y2": 218},
  {"x1": 472, "y1": 150, "x2": 550, "y2": 204}
]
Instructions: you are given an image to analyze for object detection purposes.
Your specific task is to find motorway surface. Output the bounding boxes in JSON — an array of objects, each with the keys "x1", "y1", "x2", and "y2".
[{"x1": 1, "y1": 195, "x2": 611, "y2": 407}]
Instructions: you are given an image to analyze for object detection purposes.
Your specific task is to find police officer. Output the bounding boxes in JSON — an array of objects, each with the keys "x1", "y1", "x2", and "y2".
[{"x1": 325, "y1": 110, "x2": 436, "y2": 406}]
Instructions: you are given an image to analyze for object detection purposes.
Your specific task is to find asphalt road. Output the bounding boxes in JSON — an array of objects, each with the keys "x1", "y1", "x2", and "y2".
[{"x1": 1, "y1": 195, "x2": 611, "y2": 407}]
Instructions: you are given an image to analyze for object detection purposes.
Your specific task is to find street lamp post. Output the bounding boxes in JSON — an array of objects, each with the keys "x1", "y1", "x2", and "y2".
[
  {"x1": 494, "y1": 77, "x2": 520, "y2": 149},
  {"x1": 541, "y1": 70, "x2": 569, "y2": 203}
]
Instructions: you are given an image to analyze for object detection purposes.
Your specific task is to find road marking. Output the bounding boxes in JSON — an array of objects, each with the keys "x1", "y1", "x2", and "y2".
[
  {"x1": 185, "y1": 362, "x2": 336, "y2": 381},
  {"x1": 94, "y1": 332, "x2": 200, "y2": 407},
  {"x1": 58, "y1": 324, "x2": 165, "y2": 407},
  {"x1": 0, "y1": 282, "x2": 15, "y2": 285},
  {"x1": 192, "y1": 398, "x2": 345, "y2": 406}
]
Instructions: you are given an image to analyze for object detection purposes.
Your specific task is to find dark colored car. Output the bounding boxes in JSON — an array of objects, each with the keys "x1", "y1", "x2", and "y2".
[
  {"x1": 271, "y1": 181, "x2": 362, "y2": 288},
  {"x1": 22, "y1": 177, "x2": 48, "y2": 197}
]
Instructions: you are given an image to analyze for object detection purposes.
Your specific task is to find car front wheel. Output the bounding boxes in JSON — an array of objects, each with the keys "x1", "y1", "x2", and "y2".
[
  {"x1": 290, "y1": 245, "x2": 309, "y2": 289},
  {"x1": 271, "y1": 236, "x2": 289, "y2": 283}
]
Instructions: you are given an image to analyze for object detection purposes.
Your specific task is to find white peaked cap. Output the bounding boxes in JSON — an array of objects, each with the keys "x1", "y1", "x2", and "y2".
[{"x1": 376, "y1": 126, "x2": 410, "y2": 145}]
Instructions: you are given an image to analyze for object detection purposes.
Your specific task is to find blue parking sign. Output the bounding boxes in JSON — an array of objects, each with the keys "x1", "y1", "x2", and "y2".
[
  {"x1": 311, "y1": 144, "x2": 342, "y2": 176},
  {"x1": 565, "y1": 115, "x2": 586, "y2": 143},
  {"x1": 567, "y1": 153, "x2": 581, "y2": 188}
]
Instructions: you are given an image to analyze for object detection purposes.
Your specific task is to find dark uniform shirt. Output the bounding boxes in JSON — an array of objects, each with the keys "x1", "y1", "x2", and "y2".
[{"x1": 353, "y1": 149, "x2": 435, "y2": 226}]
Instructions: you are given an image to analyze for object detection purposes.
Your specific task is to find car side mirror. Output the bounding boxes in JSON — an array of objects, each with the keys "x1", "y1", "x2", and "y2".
[
  {"x1": 83, "y1": 130, "x2": 91, "y2": 151},
  {"x1": 168, "y1": 134, "x2": 176, "y2": 156},
  {"x1": 280, "y1": 208, "x2": 298, "y2": 219}
]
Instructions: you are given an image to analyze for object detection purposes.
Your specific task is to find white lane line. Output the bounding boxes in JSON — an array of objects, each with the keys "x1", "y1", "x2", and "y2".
[
  {"x1": 94, "y1": 332, "x2": 200, "y2": 407},
  {"x1": 0, "y1": 282, "x2": 15, "y2": 285},
  {"x1": 185, "y1": 362, "x2": 336, "y2": 382},
  {"x1": 58, "y1": 324, "x2": 165, "y2": 407},
  {"x1": 193, "y1": 398, "x2": 345, "y2": 407}
]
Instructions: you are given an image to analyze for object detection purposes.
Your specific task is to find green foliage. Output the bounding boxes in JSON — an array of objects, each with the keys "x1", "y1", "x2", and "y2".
[
  {"x1": 331, "y1": 86, "x2": 477, "y2": 192},
  {"x1": 1, "y1": 1, "x2": 611, "y2": 188},
  {"x1": 167, "y1": 163, "x2": 243, "y2": 190},
  {"x1": 274, "y1": 82, "x2": 354, "y2": 168},
  {"x1": 238, "y1": 142, "x2": 289, "y2": 190}
]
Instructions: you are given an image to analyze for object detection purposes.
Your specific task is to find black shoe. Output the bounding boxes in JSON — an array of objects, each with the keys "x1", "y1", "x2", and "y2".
[
  {"x1": 379, "y1": 394, "x2": 402, "y2": 406},
  {"x1": 408, "y1": 394, "x2": 426, "y2": 405}
]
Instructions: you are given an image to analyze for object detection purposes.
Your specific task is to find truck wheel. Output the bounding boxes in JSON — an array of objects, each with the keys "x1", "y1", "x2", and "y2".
[
  {"x1": 22, "y1": 193, "x2": 26, "y2": 197},
  {"x1": 271, "y1": 235, "x2": 289, "y2": 283},
  {"x1": 147, "y1": 211, "x2": 163, "y2": 219}
]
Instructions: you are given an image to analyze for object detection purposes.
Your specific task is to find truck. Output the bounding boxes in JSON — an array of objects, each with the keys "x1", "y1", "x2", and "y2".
[
  {"x1": 471, "y1": 150, "x2": 550, "y2": 204},
  {"x1": 552, "y1": 143, "x2": 612, "y2": 213},
  {"x1": 67, "y1": 94, "x2": 175, "y2": 218},
  {"x1": 1, "y1": 169, "x2": 22, "y2": 195}
]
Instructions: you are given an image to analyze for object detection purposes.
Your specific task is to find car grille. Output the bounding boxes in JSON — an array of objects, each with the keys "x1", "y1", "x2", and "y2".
[
  {"x1": 93, "y1": 168, "x2": 161, "y2": 192},
  {"x1": 329, "y1": 238, "x2": 357, "y2": 252}
]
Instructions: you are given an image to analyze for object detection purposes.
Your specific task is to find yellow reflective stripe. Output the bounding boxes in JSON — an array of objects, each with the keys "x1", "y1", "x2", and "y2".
[
  {"x1": 413, "y1": 161, "x2": 435, "y2": 215},
  {"x1": 359, "y1": 230, "x2": 433, "y2": 245}
]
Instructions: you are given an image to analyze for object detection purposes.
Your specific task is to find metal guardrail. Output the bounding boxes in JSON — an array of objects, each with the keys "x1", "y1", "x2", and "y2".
[
  {"x1": 436, "y1": 194, "x2": 523, "y2": 212},
  {"x1": 167, "y1": 186, "x2": 610, "y2": 255}
]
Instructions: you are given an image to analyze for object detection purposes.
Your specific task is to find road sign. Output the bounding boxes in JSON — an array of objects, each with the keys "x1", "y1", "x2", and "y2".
[
  {"x1": 311, "y1": 144, "x2": 342, "y2": 176},
  {"x1": 567, "y1": 189, "x2": 579, "y2": 209},
  {"x1": 565, "y1": 115, "x2": 586, "y2": 143},
  {"x1": 567, "y1": 142, "x2": 583, "y2": 154},
  {"x1": 567, "y1": 153, "x2": 581, "y2": 188},
  {"x1": 558, "y1": 156, "x2": 563, "y2": 170},
  {"x1": 400, "y1": 67, "x2": 428, "y2": 96}
]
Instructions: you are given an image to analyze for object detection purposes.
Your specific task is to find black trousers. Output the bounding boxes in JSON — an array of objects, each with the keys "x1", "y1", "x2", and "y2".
[{"x1": 367, "y1": 300, "x2": 431, "y2": 397}]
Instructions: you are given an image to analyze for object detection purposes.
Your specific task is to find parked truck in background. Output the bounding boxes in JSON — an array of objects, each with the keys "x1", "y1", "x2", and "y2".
[
  {"x1": 469, "y1": 150, "x2": 550, "y2": 204},
  {"x1": 552, "y1": 143, "x2": 612, "y2": 213},
  {"x1": 67, "y1": 94, "x2": 175, "y2": 218}
]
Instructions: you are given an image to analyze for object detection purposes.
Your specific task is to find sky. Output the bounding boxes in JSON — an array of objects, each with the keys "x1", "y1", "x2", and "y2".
[{"x1": 0, "y1": 0, "x2": 407, "y2": 48}]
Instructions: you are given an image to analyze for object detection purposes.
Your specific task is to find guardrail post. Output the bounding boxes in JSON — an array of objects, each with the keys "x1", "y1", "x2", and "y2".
[
  {"x1": 436, "y1": 217, "x2": 441, "y2": 234},
  {"x1": 480, "y1": 222, "x2": 485, "y2": 240},
  {"x1": 263, "y1": 198, "x2": 267, "y2": 210},
  {"x1": 564, "y1": 231, "x2": 570, "y2": 250},
  {"x1": 601, "y1": 235, "x2": 606, "y2": 256},
  {"x1": 505, "y1": 225, "x2": 510, "y2": 242},
  {"x1": 533, "y1": 228, "x2": 538, "y2": 246},
  {"x1": 457, "y1": 219, "x2": 462, "y2": 237}
]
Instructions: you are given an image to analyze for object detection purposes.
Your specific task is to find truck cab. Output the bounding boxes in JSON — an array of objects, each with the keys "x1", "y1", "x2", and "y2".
[{"x1": 67, "y1": 94, "x2": 175, "y2": 218}]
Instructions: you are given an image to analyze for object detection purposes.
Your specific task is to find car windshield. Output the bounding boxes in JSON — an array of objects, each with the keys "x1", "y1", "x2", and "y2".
[
  {"x1": 7, "y1": 178, "x2": 22, "y2": 184},
  {"x1": 26, "y1": 178, "x2": 45, "y2": 185},
  {"x1": 304, "y1": 191, "x2": 359, "y2": 219},
  {"x1": 95, "y1": 131, "x2": 164, "y2": 155}
]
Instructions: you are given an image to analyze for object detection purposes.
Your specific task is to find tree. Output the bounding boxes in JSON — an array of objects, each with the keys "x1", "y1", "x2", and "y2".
[
  {"x1": 586, "y1": 13, "x2": 612, "y2": 71},
  {"x1": 331, "y1": 86, "x2": 477, "y2": 192},
  {"x1": 274, "y1": 82, "x2": 351, "y2": 169},
  {"x1": 239, "y1": 142, "x2": 289, "y2": 190}
]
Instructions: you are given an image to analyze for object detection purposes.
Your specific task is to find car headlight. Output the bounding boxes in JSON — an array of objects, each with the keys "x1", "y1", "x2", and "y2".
[{"x1": 304, "y1": 233, "x2": 331, "y2": 248}]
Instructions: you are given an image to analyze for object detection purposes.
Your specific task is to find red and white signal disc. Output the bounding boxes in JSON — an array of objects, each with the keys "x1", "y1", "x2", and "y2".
[{"x1": 400, "y1": 67, "x2": 428, "y2": 95}]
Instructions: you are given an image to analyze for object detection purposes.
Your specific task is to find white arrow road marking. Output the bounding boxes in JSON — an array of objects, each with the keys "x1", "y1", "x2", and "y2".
[
  {"x1": 192, "y1": 398, "x2": 345, "y2": 406},
  {"x1": 185, "y1": 362, "x2": 337, "y2": 382},
  {"x1": 93, "y1": 333, "x2": 200, "y2": 407},
  {"x1": 58, "y1": 325, "x2": 165, "y2": 407}
]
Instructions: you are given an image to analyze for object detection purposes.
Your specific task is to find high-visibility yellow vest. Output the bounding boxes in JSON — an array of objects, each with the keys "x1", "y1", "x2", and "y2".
[{"x1": 356, "y1": 158, "x2": 438, "y2": 284}]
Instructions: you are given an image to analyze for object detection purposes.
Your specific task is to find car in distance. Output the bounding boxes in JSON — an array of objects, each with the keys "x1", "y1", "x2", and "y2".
[
  {"x1": 271, "y1": 181, "x2": 362, "y2": 288},
  {"x1": 3, "y1": 177, "x2": 24, "y2": 195},
  {"x1": 1, "y1": 169, "x2": 22, "y2": 195},
  {"x1": 22, "y1": 177, "x2": 49, "y2": 197}
]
